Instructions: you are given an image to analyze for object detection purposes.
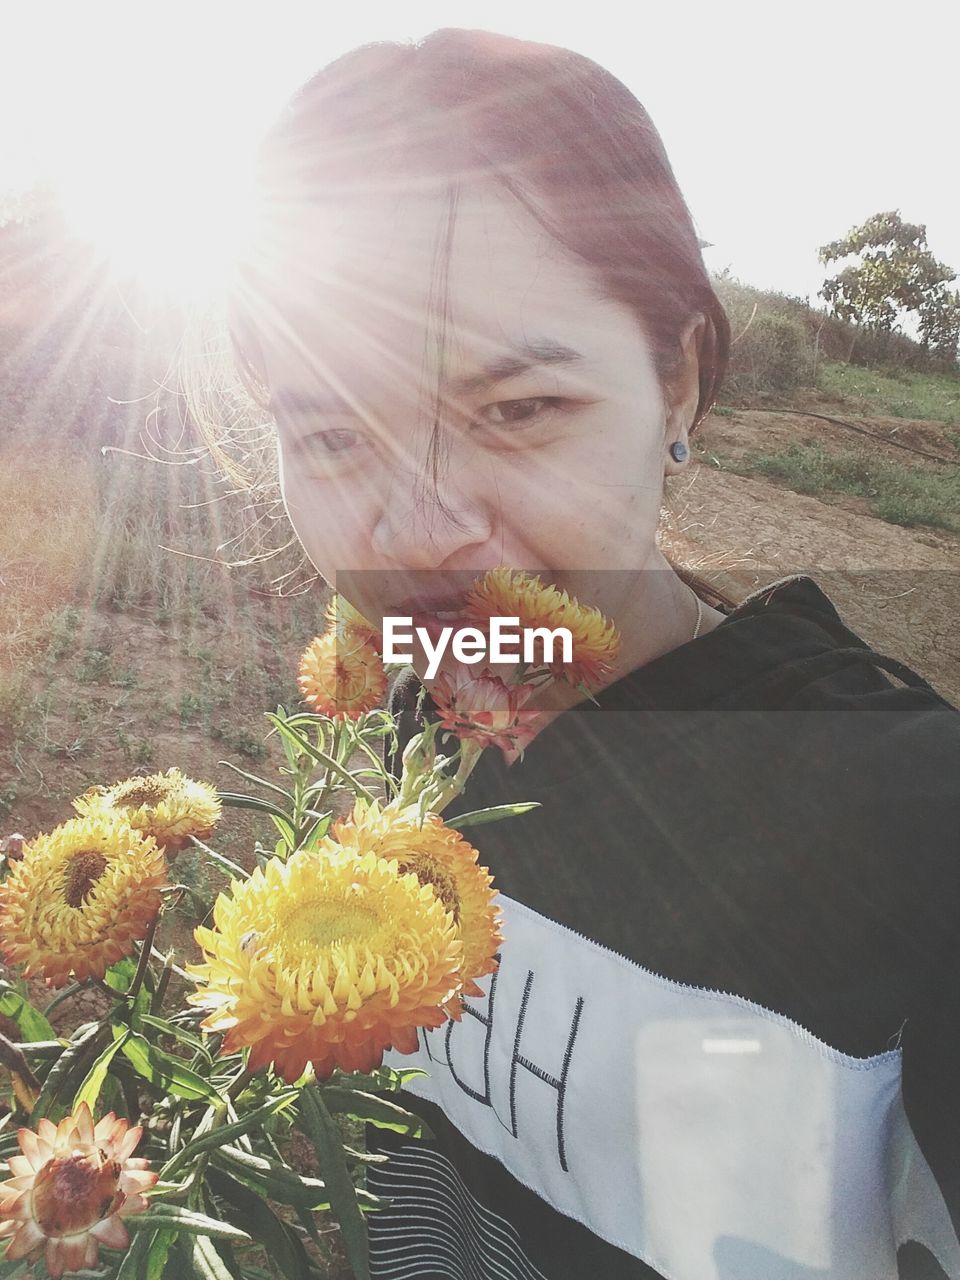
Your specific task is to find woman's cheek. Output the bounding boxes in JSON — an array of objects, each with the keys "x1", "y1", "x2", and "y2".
[{"x1": 279, "y1": 463, "x2": 360, "y2": 575}]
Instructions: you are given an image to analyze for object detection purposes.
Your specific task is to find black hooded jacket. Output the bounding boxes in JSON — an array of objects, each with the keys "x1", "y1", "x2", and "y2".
[{"x1": 370, "y1": 574, "x2": 960, "y2": 1280}]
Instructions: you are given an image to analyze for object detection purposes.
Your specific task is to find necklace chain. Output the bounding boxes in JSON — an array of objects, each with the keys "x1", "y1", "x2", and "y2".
[{"x1": 692, "y1": 593, "x2": 704, "y2": 641}]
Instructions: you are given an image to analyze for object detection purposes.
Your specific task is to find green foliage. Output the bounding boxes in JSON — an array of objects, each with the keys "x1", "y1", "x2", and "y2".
[
  {"x1": 713, "y1": 273, "x2": 960, "y2": 400},
  {"x1": 726, "y1": 442, "x2": 960, "y2": 532},
  {"x1": 919, "y1": 288, "x2": 960, "y2": 364},
  {"x1": 77, "y1": 648, "x2": 112, "y2": 684},
  {"x1": 713, "y1": 275, "x2": 816, "y2": 398},
  {"x1": 44, "y1": 606, "x2": 81, "y2": 662},
  {"x1": 0, "y1": 783, "x2": 18, "y2": 816},
  {"x1": 818, "y1": 211, "x2": 959, "y2": 366},
  {"x1": 816, "y1": 362, "x2": 960, "y2": 423},
  {"x1": 0, "y1": 674, "x2": 29, "y2": 742}
]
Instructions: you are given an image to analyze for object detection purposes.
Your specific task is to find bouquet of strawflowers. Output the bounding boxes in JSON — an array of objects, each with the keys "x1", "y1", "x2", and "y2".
[{"x1": 0, "y1": 570, "x2": 618, "y2": 1280}]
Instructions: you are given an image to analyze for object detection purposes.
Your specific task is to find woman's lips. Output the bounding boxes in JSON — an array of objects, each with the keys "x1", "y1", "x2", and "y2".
[
  {"x1": 388, "y1": 596, "x2": 470, "y2": 640},
  {"x1": 408, "y1": 609, "x2": 470, "y2": 644}
]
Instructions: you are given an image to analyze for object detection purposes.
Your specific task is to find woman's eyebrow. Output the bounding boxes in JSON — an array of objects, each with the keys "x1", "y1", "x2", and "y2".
[
  {"x1": 269, "y1": 387, "x2": 354, "y2": 419},
  {"x1": 446, "y1": 340, "x2": 585, "y2": 397},
  {"x1": 268, "y1": 339, "x2": 585, "y2": 418}
]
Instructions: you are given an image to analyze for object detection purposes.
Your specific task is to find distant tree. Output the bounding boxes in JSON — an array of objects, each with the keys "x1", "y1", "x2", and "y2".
[
  {"x1": 918, "y1": 287, "x2": 960, "y2": 368},
  {"x1": 818, "y1": 211, "x2": 958, "y2": 366}
]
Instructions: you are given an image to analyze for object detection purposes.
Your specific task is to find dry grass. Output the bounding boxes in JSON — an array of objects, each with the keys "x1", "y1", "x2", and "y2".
[{"x1": 0, "y1": 446, "x2": 98, "y2": 660}]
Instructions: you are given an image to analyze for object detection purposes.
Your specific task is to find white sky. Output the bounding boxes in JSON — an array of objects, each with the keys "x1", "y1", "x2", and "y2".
[{"x1": 1, "y1": 0, "x2": 958, "y2": 305}]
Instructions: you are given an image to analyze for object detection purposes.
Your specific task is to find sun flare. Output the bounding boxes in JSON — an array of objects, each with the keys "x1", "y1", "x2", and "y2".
[{"x1": 55, "y1": 148, "x2": 256, "y2": 302}]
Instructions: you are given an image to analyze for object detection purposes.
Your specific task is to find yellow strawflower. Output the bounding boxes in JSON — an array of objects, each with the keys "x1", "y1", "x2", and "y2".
[
  {"x1": 0, "y1": 814, "x2": 167, "y2": 987},
  {"x1": 73, "y1": 767, "x2": 221, "y2": 853},
  {"x1": 335, "y1": 800, "x2": 502, "y2": 1007},
  {"x1": 187, "y1": 845, "x2": 463, "y2": 1082}
]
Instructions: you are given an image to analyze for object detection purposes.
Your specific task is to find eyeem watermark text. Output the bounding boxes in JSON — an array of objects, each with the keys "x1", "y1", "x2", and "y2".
[{"x1": 382, "y1": 616, "x2": 572, "y2": 679}]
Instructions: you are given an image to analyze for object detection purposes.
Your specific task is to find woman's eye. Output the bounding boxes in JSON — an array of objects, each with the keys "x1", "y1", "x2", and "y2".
[
  {"x1": 296, "y1": 426, "x2": 364, "y2": 457},
  {"x1": 314, "y1": 428, "x2": 360, "y2": 453},
  {"x1": 476, "y1": 397, "x2": 560, "y2": 428}
]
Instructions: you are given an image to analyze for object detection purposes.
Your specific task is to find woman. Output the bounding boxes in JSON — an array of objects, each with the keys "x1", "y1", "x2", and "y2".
[{"x1": 215, "y1": 29, "x2": 960, "y2": 1280}]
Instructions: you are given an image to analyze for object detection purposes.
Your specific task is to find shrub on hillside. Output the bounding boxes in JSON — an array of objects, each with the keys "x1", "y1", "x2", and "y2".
[
  {"x1": 724, "y1": 311, "x2": 813, "y2": 398},
  {"x1": 711, "y1": 272, "x2": 955, "y2": 396}
]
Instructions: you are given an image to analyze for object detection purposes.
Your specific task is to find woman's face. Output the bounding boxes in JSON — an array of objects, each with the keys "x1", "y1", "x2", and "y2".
[{"x1": 256, "y1": 183, "x2": 697, "y2": 646}]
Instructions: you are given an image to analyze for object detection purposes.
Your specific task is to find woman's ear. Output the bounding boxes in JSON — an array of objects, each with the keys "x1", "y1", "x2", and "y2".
[{"x1": 664, "y1": 313, "x2": 705, "y2": 474}]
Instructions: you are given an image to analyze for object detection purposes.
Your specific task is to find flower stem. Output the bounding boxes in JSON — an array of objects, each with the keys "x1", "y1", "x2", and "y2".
[
  {"x1": 227, "y1": 1064, "x2": 258, "y2": 1100},
  {"x1": 128, "y1": 913, "x2": 160, "y2": 1000},
  {"x1": 91, "y1": 976, "x2": 128, "y2": 1002},
  {"x1": 308, "y1": 740, "x2": 377, "y2": 803},
  {"x1": 426, "y1": 739, "x2": 484, "y2": 814},
  {"x1": 0, "y1": 1032, "x2": 41, "y2": 1112},
  {"x1": 150, "y1": 952, "x2": 174, "y2": 1014},
  {"x1": 150, "y1": 948, "x2": 192, "y2": 982},
  {"x1": 189, "y1": 835, "x2": 246, "y2": 879}
]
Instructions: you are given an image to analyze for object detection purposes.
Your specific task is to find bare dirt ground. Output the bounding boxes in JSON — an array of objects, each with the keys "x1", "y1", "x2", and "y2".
[
  {"x1": 1, "y1": 596, "x2": 322, "y2": 865},
  {"x1": 670, "y1": 407, "x2": 960, "y2": 705}
]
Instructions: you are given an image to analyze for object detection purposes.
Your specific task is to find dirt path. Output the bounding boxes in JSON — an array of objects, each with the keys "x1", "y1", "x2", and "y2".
[{"x1": 668, "y1": 409, "x2": 960, "y2": 705}]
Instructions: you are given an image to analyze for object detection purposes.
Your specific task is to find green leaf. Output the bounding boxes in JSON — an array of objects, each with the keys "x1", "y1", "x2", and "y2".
[
  {"x1": 72, "y1": 1029, "x2": 129, "y2": 1112},
  {"x1": 297, "y1": 810, "x2": 331, "y2": 849},
  {"x1": 145, "y1": 1229, "x2": 178, "y2": 1280},
  {"x1": 335, "y1": 1064, "x2": 427, "y2": 1093},
  {"x1": 115, "y1": 1226, "x2": 176, "y2": 1280},
  {"x1": 128, "y1": 1207, "x2": 251, "y2": 1242},
  {"x1": 216, "y1": 791, "x2": 294, "y2": 822},
  {"x1": 272, "y1": 704, "x2": 301, "y2": 770},
  {"x1": 217, "y1": 760, "x2": 295, "y2": 802},
  {"x1": 212, "y1": 1145, "x2": 331, "y2": 1211},
  {"x1": 269, "y1": 812, "x2": 296, "y2": 845},
  {"x1": 190, "y1": 836, "x2": 246, "y2": 880},
  {"x1": 208, "y1": 1168, "x2": 314, "y2": 1280},
  {"x1": 32, "y1": 1022, "x2": 111, "y2": 1122},
  {"x1": 104, "y1": 956, "x2": 138, "y2": 993},
  {"x1": 190, "y1": 1235, "x2": 236, "y2": 1280},
  {"x1": 321, "y1": 1086, "x2": 430, "y2": 1138},
  {"x1": 0, "y1": 983, "x2": 56, "y2": 1042},
  {"x1": 116, "y1": 1225, "x2": 156, "y2": 1280},
  {"x1": 297, "y1": 1083, "x2": 370, "y2": 1280},
  {"x1": 118, "y1": 1028, "x2": 221, "y2": 1101},
  {"x1": 138, "y1": 1014, "x2": 211, "y2": 1059},
  {"x1": 265, "y1": 714, "x2": 375, "y2": 802},
  {"x1": 446, "y1": 801, "x2": 541, "y2": 829},
  {"x1": 161, "y1": 1091, "x2": 298, "y2": 1179}
]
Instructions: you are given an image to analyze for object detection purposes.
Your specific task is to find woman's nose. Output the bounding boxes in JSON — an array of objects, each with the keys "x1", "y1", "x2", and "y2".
[{"x1": 370, "y1": 458, "x2": 494, "y2": 569}]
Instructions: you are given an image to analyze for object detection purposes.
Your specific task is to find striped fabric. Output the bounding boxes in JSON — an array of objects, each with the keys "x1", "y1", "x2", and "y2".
[{"x1": 368, "y1": 1143, "x2": 549, "y2": 1280}]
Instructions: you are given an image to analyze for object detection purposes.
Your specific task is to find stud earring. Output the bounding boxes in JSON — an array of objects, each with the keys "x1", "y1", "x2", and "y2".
[{"x1": 669, "y1": 440, "x2": 689, "y2": 463}]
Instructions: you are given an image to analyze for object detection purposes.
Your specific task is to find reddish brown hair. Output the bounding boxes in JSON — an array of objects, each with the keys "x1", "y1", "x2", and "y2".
[{"x1": 228, "y1": 27, "x2": 729, "y2": 429}]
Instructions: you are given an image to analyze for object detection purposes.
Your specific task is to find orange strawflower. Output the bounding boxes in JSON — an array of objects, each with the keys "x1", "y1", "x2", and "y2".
[
  {"x1": 465, "y1": 568, "x2": 620, "y2": 687},
  {"x1": 431, "y1": 668, "x2": 540, "y2": 762},
  {"x1": 298, "y1": 630, "x2": 387, "y2": 719},
  {"x1": 0, "y1": 1102, "x2": 156, "y2": 1278}
]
